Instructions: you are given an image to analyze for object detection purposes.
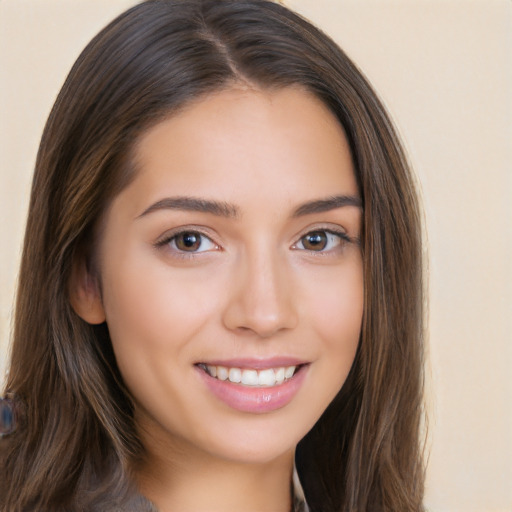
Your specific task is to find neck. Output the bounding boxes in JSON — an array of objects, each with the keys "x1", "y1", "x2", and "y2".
[{"x1": 135, "y1": 430, "x2": 294, "y2": 512}]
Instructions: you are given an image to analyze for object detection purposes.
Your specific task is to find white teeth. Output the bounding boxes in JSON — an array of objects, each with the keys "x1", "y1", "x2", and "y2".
[
  {"x1": 241, "y1": 369, "x2": 259, "y2": 385},
  {"x1": 217, "y1": 366, "x2": 228, "y2": 381},
  {"x1": 284, "y1": 366, "x2": 295, "y2": 379},
  {"x1": 258, "y1": 369, "x2": 276, "y2": 386},
  {"x1": 202, "y1": 364, "x2": 298, "y2": 387},
  {"x1": 228, "y1": 368, "x2": 242, "y2": 383}
]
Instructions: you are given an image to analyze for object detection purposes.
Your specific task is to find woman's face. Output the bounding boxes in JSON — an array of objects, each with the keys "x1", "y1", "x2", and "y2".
[{"x1": 83, "y1": 86, "x2": 363, "y2": 465}]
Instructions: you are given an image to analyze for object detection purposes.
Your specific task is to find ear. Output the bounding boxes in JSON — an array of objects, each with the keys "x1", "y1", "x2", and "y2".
[{"x1": 69, "y1": 259, "x2": 106, "y2": 325}]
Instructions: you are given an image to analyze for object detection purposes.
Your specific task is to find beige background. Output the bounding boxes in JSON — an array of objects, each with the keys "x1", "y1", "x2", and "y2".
[{"x1": 1, "y1": 1, "x2": 511, "y2": 510}]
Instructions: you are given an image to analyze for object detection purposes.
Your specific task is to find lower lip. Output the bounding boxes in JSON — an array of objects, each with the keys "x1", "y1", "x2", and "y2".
[{"x1": 196, "y1": 365, "x2": 309, "y2": 413}]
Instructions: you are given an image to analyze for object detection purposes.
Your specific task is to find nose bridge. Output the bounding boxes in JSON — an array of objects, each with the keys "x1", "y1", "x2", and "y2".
[{"x1": 222, "y1": 240, "x2": 298, "y2": 337}]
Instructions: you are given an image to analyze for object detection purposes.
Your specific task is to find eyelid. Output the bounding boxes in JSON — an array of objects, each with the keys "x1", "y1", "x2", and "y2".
[
  {"x1": 291, "y1": 225, "x2": 353, "y2": 252},
  {"x1": 154, "y1": 226, "x2": 221, "y2": 255}
]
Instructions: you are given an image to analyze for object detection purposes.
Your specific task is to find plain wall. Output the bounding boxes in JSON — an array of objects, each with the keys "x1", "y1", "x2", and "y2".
[{"x1": 1, "y1": 1, "x2": 511, "y2": 510}]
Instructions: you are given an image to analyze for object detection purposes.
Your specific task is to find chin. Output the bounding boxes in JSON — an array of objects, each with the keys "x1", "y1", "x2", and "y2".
[{"x1": 192, "y1": 411, "x2": 315, "y2": 465}]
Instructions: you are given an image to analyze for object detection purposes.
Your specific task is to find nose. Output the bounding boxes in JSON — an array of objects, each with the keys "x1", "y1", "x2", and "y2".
[{"x1": 221, "y1": 247, "x2": 299, "y2": 338}]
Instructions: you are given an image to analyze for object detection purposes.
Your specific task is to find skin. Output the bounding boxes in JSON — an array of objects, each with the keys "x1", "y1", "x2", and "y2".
[{"x1": 72, "y1": 86, "x2": 363, "y2": 512}]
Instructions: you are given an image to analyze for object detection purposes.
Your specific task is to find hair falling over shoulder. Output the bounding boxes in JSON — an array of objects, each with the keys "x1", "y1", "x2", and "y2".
[{"x1": 0, "y1": 1, "x2": 426, "y2": 510}]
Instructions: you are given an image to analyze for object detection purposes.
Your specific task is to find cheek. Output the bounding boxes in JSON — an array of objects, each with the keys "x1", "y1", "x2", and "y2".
[
  {"x1": 300, "y1": 256, "x2": 363, "y2": 392},
  {"x1": 99, "y1": 249, "x2": 223, "y2": 375},
  {"x1": 99, "y1": 256, "x2": 225, "y2": 427},
  {"x1": 305, "y1": 257, "x2": 363, "y2": 346}
]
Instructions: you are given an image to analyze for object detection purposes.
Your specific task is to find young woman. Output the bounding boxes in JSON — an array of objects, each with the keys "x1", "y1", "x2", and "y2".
[{"x1": 0, "y1": 1, "x2": 426, "y2": 510}]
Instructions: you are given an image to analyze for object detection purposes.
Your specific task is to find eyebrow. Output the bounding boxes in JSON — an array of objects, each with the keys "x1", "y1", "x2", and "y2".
[
  {"x1": 292, "y1": 195, "x2": 362, "y2": 217},
  {"x1": 137, "y1": 196, "x2": 240, "y2": 219},
  {"x1": 137, "y1": 194, "x2": 362, "y2": 220}
]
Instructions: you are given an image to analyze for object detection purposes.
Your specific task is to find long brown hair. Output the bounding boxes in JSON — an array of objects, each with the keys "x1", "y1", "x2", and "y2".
[{"x1": 0, "y1": 1, "x2": 425, "y2": 510}]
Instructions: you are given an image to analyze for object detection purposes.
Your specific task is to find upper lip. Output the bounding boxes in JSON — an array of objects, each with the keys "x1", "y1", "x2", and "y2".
[{"x1": 195, "y1": 357, "x2": 308, "y2": 369}]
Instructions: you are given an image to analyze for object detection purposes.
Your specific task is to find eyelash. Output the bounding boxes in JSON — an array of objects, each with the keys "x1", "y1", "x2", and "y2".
[
  {"x1": 154, "y1": 226, "x2": 354, "y2": 259},
  {"x1": 292, "y1": 228, "x2": 352, "y2": 255},
  {"x1": 154, "y1": 228, "x2": 219, "y2": 259}
]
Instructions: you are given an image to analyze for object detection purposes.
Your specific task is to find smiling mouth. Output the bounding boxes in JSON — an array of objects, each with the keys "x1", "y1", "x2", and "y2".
[{"x1": 196, "y1": 363, "x2": 303, "y2": 388}]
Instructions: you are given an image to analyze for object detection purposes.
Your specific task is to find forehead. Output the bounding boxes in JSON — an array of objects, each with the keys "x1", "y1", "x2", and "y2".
[{"x1": 124, "y1": 86, "x2": 357, "y2": 214}]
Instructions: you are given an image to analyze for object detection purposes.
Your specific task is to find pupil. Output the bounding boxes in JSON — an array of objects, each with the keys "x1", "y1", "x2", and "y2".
[
  {"x1": 304, "y1": 231, "x2": 327, "y2": 250},
  {"x1": 178, "y1": 232, "x2": 200, "y2": 250}
]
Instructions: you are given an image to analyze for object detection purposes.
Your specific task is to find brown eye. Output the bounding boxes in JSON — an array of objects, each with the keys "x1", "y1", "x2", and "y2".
[
  {"x1": 173, "y1": 232, "x2": 207, "y2": 252},
  {"x1": 294, "y1": 229, "x2": 349, "y2": 253},
  {"x1": 301, "y1": 231, "x2": 328, "y2": 251},
  {"x1": 156, "y1": 229, "x2": 218, "y2": 255}
]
